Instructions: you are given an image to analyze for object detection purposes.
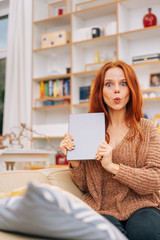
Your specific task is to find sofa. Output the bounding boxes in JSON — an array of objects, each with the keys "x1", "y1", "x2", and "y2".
[
  {"x1": 0, "y1": 167, "x2": 84, "y2": 240},
  {"x1": 0, "y1": 167, "x2": 129, "y2": 240}
]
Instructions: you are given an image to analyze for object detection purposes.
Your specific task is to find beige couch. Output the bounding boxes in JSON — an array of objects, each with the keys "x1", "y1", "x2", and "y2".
[{"x1": 0, "y1": 167, "x2": 84, "y2": 240}]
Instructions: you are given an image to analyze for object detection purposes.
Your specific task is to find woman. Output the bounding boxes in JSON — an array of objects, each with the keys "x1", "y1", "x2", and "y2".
[{"x1": 60, "y1": 60, "x2": 160, "y2": 240}]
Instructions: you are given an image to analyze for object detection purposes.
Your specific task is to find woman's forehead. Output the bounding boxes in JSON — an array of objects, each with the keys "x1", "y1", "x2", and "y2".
[{"x1": 105, "y1": 67, "x2": 125, "y2": 79}]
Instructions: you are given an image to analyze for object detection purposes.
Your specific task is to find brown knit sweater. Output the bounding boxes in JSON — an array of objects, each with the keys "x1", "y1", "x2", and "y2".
[{"x1": 69, "y1": 118, "x2": 160, "y2": 220}]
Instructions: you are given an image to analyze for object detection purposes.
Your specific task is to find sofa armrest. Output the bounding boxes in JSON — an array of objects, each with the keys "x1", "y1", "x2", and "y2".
[{"x1": 39, "y1": 167, "x2": 84, "y2": 199}]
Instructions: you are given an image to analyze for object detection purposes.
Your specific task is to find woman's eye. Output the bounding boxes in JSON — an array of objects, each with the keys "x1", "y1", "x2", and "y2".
[
  {"x1": 105, "y1": 83, "x2": 112, "y2": 87},
  {"x1": 121, "y1": 82, "x2": 127, "y2": 86}
]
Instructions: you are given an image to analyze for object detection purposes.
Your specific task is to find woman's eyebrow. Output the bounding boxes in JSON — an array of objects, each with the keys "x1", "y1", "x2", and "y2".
[{"x1": 104, "y1": 78, "x2": 126, "y2": 81}]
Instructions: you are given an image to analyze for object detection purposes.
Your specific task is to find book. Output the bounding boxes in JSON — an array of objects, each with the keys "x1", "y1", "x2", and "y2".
[
  {"x1": 67, "y1": 113, "x2": 105, "y2": 161},
  {"x1": 40, "y1": 81, "x2": 44, "y2": 98},
  {"x1": 45, "y1": 82, "x2": 49, "y2": 97},
  {"x1": 79, "y1": 86, "x2": 91, "y2": 102},
  {"x1": 49, "y1": 80, "x2": 53, "y2": 97}
]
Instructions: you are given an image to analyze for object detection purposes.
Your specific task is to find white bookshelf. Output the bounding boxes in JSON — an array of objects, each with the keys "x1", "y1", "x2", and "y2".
[{"x1": 32, "y1": 0, "x2": 160, "y2": 149}]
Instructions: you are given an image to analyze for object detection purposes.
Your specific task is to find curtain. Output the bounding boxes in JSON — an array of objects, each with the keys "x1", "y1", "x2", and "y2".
[{"x1": 3, "y1": 0, "x2": 32, "y2": 149}]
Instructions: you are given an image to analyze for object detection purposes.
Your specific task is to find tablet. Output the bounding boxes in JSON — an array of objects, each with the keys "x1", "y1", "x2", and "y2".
[{"x1": 67, "y1": 112, "x2": 105, "y2": 161}]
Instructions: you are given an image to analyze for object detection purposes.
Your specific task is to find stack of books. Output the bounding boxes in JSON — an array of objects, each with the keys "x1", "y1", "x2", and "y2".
[{"x1": 40, "y1": 78, "x2": 70, "y2": 98}]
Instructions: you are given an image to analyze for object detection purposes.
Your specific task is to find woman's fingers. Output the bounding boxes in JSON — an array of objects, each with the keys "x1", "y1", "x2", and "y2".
[
  {"x1": 64, "y1": 133, "x2": 75, "y2": 150},
  {"x1": 60, "y1": 133, "x2": 75, "y2": 155},
  {"x1": 95, "y1": 141, "x2": 112, "y2": 160},
  {"x1": 95, "y1": 152, "x2": 103, "y2": 160}
]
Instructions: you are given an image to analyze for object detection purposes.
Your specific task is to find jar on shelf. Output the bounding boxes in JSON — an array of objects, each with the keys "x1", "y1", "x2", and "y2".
[{"x1": 143, "y1": 8, "x2": 157, "y2": 28}]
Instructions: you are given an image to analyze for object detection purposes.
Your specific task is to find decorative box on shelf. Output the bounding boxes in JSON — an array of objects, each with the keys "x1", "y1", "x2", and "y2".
[{"x1": 41, "y1": 30, "x2": 71, "y2": 48}]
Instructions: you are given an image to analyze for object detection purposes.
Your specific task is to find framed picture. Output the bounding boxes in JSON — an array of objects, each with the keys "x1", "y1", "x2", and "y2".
[{"x1": 149, "y1": 73, "x2": 160, "y2": 87}]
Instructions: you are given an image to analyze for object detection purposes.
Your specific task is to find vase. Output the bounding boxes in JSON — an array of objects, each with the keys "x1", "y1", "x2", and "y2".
[{"x1": 143, "y1": 8, "x2": 157, "y2": 28}]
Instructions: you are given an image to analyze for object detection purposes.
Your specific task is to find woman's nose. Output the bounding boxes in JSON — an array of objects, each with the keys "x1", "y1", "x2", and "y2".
[{"x1": 114, "y1": 84, "x2": 120, "y2": 93}]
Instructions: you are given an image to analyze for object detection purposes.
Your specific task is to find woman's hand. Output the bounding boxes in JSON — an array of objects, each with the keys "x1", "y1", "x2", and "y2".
[
  {"x1": 60, "y1": 133, "x2": 80, "y2": 168},
  {"x1": 60, "y1": 133, "x2": 75, "y2": 155},
  {"x1": 95, "y1": 141, "x2": 119, "y2": 175}
]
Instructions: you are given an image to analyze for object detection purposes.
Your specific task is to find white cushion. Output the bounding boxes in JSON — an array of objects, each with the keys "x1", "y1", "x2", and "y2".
[{"x1": 0, "y1": 181, "x2": 127, "y2": 240}]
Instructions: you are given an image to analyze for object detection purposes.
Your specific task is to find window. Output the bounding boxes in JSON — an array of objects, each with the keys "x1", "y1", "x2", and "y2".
[
  {"x1": 0, "y1": 58, "x2": 6, "y2": 135},
  {"x1": 0, "y1": 15, "x2": 8, "y2": 48},
  {"x1": 0, "y1": 15, "x2": 8, "y2": 135}
]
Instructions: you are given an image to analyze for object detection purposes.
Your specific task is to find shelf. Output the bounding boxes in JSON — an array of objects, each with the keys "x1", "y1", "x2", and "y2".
[
  {"x1": 33, "y1": 13, "x2": 71, "y2": 29},
  {"x1": 118, "y1": 0, "x2": 160, "y2": 10},
  {"x1": 131, "y1": 61, "x2": 160, "y2": 68},
  {"x1": 143, "y1": 97, "x2": 160, "y2": 101},
  {"x1": 30, "y1": 164, "x2": 68, "y2": 170},
  {"x1": 33, "y1": 136, "x2": 64, "y2": 139},
  {"x1": 119, "y1": 25, "x2": 160, "y2": 40},
  {"x1": 73, "y1": 102, "x2": 90, "y2": 107},
  {"x1": 33, "y1": 104, "x2": 71, "y2": 110},
  {"x1": 142, "y1": 87, "x2": 160, "y2": 92},
  {"x1": 33, "y1": 43, "x2": 71, "y2": 56},
  {"x1": 73, "y1": 1, "x2": 117, "y2": 20},
  {"x1": 36, "y1": 95, "x2": 71, "y2": 101},
  {"x1": 72, "y1": 70, "x2": 97, "y2": 77},
  {"x1": 73, "y1": 35, "x2": 117, "y2": 49},
  {"x1": 33, "y1": 73, "x2": 71, "y2": 82}
]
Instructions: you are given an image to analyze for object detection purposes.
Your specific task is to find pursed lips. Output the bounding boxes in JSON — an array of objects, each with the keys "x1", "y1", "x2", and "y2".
[{"x1": 114, "y1": 97, "x2": 121, "y2": 103}]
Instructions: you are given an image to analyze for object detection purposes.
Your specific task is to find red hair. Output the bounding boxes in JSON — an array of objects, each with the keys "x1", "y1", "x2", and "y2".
[{"x1": 89, "y1": 60, "x2": 143, "y2": 146}]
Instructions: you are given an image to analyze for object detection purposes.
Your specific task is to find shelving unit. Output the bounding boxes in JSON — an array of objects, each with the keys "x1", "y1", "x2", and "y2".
[{"x1": 32, "y1": 0, "x2": 160, "y2": 153}]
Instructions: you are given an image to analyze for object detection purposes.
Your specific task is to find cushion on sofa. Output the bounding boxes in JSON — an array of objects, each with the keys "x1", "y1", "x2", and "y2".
[
  {"x1": 0, "y1": 181, "x2": 127, "y2": 240},
  {"x1": 0, "y1": 186, "x2": 26, "y2": 199}
]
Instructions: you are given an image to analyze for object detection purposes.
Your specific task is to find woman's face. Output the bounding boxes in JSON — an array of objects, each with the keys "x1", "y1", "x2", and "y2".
[{"x1": 103, "y1": 67, "x2": 130, "y2": 112}]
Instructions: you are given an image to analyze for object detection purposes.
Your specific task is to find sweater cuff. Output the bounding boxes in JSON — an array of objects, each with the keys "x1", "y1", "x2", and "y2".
[{"x1": 113, "y1": 164, "x2": 133, "y2": 183}]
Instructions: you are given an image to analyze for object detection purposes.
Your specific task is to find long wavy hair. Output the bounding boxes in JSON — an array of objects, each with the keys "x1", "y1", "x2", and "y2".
[{"x1": 88, "y1": 60, "x2": 143, "y2": 146}]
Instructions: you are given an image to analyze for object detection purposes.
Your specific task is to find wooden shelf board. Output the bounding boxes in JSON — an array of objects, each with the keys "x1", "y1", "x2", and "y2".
[
  {"x1": 73, "y1": 34, "x2": 117, "y2": 49},
  {"x1": 142, "y1": 87, "x2": 160, "y2": 93},
  {"x1": 31, "y1": 164, "x2": 68, "y2": 170},
  {"x1": 73, "y1": 1, "x2": 117, "y2": 20},
  {"x1": 32, "y1": 43, "x2": 71, "y2": 52},
  {"x1": 33, "y1": 43, "x2": 71, "y2": 58},
  {"x1": 33, "y1": 14, "x2": 71, "y2": 29},
  {"x1": 33, "y1": 104, "x2": 71, "y2": 110},
  {"x1": 33, "y1": 136, "x2": 64, "y2": 139},
  {"x1": 36, "y1": 95, "x2": 71, "y2": 101},
  {"x1": 143, "y1": 97, "x2": 160, "y2": 101},
  {"x1": 132, "y1": 61, "x2": 160, "y2": 68},
  {"x1": 33, "y1": 74, "x2": 71, "y2": 82},
  {"x1": 72, "y1": 70, "x2": 97, "y2": 77},
  {"x1": 119, "y1": 25, "x2": 160, "y2": 40},
  {"x1": 73, "y1": 102, "x2": 89, "y2": 107}
]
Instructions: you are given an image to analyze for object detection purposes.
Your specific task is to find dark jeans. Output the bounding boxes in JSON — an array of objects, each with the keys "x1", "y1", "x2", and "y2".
[{"x1": 103, "y1": 207, "x2": 160, "y2": 240}]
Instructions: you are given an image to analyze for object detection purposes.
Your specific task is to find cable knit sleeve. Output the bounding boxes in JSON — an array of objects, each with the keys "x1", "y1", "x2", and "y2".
[
  {"x1": 69, "y1": 161, "x2": 88, "y2": 192},
  {"x1": 113, "y1": 120, "x2": 160, "y2": 195}
]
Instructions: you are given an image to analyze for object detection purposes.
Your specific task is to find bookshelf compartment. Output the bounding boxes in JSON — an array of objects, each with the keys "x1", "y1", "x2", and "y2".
[
  {"x1": 118, "y1": 0, "x2": 160, "y2": 33},
  {"x1": 72, "y1": 2, "x2": 117, "y2": 43},
  {"x1": 33, "y1": 47, "x2": 71, "y2": 79},
  {"x1": 118, "y1": 34, "x2": 160, "y2": 65},
  {"x1": 72, "y1": 37, "x2": 117, "y2": 73}
]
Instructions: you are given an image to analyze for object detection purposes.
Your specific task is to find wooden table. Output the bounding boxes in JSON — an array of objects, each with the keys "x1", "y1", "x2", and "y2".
[{"x1": 0, "y1": 149, "x2": 55, "y2": 170}]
